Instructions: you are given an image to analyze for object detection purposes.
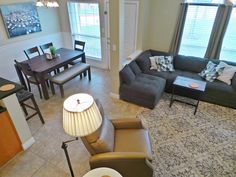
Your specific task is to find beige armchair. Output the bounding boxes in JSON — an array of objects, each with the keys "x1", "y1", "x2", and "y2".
[{"x1": 81, "y1": 100, "x2": 154, "y2": 177}]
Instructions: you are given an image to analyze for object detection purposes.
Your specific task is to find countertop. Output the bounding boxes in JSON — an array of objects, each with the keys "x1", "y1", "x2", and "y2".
[{"x1": 0, "y1": 77, "x2": 23, "y2": 100}]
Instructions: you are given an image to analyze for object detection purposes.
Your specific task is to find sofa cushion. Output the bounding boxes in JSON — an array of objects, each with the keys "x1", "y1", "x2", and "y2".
[
  {"x1": 136, "y1": 50, "x2": 152, "y2": 72},
  {"x1": 121, "y1": 75, "x2": 165, "y2": 101},
  {"x1": 120, "y1": 65, "x2": 136, "y2": 85},
  {"x1": 150, "y1": 49, "x2": 170, "y2": 56},
  {"x1": 129, "y1": 60, "x2": 142, "y2": 75},
  {"x1": 174, "y1": 55, "x2": 208, "y2": 73}
]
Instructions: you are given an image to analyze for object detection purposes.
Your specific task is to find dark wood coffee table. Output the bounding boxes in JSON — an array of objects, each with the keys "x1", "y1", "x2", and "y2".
[{"x1": 169, "y1": 76, "x2": 206, "y2": 115}]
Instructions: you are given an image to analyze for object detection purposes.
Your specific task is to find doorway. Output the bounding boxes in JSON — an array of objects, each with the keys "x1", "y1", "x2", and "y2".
[{"x1": 68, "y1": 1, "x2": 109, "y2": 69}]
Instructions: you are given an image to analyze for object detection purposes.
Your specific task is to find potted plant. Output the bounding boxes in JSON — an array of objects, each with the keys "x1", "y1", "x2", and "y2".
[{"x1": 49, "y1": 46, "x2": 56, "y2": 58}]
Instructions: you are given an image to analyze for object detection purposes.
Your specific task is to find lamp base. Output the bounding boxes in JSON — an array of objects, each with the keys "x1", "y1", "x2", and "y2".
[{"x1": 61, "y1": 137, "x2": 79, "y2": 177}]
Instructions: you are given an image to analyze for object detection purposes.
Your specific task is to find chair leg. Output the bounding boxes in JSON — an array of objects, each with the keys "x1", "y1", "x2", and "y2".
[
  {"x1": 30, "y1": 95, "x2": 45, "y2": 124},
  {"x1": 46, "y1": 80, "x2": 50, "y2": 88},
  {"x1": 50, "y1": 81, "x2": 55, "y2": 95},
  {"x1": 37, "y1": 84, "x2": 42, "y2": 99},
  {"x1": 80, "y1": 74, "x2": 82, "y2": 79},
  {"x1": 59, "y1": 85, "x2": 64, "y2": 98},
  {"x1": 27, "y1": 81, "x2": 31, "y2": 92},
  {"x1": 21, "y1": 103, "x2": 28, "y2": 116},
  {"x1": 88, "y1": 68, "x2": 91, "y2": 81}
]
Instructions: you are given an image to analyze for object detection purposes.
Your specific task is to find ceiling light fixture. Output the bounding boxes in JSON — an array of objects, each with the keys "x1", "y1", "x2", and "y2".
[{"x1": 36, "y1": 0, "x2": 59, "y2": 8}]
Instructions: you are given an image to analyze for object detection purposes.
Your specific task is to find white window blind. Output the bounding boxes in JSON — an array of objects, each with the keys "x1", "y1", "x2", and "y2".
[
  {"x1": 179, "y1": 5, "x2": 218, "y2": 57},
  {"x1": 220, "y1": 8, "x2": 236, "y2": 62},
  {"x1": 68, "y1": 2, "x2": 102, "y2": 59}
]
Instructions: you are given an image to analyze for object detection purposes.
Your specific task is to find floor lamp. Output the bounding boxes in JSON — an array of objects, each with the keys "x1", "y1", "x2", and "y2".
[{"x1": 61, "y1": 93, "x2": 102, "y2": 177}]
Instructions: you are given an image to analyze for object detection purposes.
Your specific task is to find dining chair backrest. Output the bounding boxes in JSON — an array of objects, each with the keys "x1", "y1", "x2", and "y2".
[
  {"x1": 40, "y1": 42, "x2": 53, "y2": 54},
  {"x1": 14, "y1": 60, "x2": 36, "y2": 79},
  {"x1": 24, "y1": 46, "x2": 40, "y2": 60},
  {"x1": 74, "y1": 40, "x2": 85, "y2": 52}
]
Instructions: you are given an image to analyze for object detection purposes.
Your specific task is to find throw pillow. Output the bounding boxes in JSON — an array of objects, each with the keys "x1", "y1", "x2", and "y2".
[
  {"x1": 155, "y1": 56, "x2": 175, "y2": 72},
  {"x1": 217, "y1": 62, "x2": 236, "y2": 85},
  {"x1": 149, "y1": 56, "x2": 158, "y2": 70},
  {"x1": 199, "y1": 61, "x2": 224, "y2": 82}
]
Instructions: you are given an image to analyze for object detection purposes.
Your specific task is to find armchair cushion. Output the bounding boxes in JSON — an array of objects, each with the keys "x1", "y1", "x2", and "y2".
[
  {"x1": 90, "y1": 152, "x2": 153, "y2": 177},
  {"x1": 111, "y1": 118, "x2": 143, "y2": 129},
  {"x1": 114, "y1": 129, "x2": 152, "y2": 161},
  {"x1": 87, "y1": 117, "x2": 115, "y2": 154}
]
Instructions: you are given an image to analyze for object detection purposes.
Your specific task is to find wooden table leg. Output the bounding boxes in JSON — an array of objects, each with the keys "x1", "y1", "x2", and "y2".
[{"x1": 39, "y1": 74, "x2": 49, "y2": 100}]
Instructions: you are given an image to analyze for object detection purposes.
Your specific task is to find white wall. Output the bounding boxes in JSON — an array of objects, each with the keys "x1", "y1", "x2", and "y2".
[{"x1": 0, "y1": 0, "x2": 63, "y2": 81}]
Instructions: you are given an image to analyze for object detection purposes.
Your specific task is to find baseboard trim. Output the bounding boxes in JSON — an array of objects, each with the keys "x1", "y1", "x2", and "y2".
[
  {"x1": 22, "y1": 137, "x2": 35, "y2": 150},
  {"x1": 110, "y1": 92, "x2": 120, "y2": 99}
]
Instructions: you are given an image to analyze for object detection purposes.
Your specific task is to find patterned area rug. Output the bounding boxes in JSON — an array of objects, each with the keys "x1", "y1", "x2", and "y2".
[{"x1": 137, "y1": 94, "x2": 236, "y2": 177}]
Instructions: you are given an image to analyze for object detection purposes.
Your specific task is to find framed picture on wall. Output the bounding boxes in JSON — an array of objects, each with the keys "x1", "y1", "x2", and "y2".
[{"x1": 0, "y1": 2, "x2": 42, "y2": 38}]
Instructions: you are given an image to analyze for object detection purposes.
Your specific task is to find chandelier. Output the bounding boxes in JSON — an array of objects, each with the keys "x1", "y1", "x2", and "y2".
[{"x1": 36, "y1": 0, "x2": 59, "y2": 8}]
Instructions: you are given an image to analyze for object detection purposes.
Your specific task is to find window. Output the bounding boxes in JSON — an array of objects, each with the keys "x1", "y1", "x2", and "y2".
[
  {"x1": 185, "y1": 0, "x2": 223, "y2": 3},
  {"x1": 68, "y1": 2, "x2": 102, "y2": 59},
  {"x1": 179, "y1": 5, "x2": 218, "y2": 57},
  {"x1": 220, "y1": 8, "x2": 236, "y2": 62}
]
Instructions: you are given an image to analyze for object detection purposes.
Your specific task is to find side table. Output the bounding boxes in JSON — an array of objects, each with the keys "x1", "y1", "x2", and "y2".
[
  {"x1": 170, "y1": 76, "x2": 206, "y2": 115},
  {"x1": 83, "y1": 167, "x2": 122, "y2": 177}
]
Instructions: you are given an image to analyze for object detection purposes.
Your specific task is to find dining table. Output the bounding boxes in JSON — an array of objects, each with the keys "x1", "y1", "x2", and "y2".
[{"x1": 15, "y1": 48, "x2": 86, "y2": 100}]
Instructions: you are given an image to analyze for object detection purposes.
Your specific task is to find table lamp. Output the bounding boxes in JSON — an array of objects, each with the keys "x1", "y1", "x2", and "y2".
[{"x1": 62, "y1": 93, "x2": 102, "y2": 177}]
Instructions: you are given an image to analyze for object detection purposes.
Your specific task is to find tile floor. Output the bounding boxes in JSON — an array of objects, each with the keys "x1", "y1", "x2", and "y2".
[{"x1": 0, "y1": 68, "x2": 145, "y2": 177}]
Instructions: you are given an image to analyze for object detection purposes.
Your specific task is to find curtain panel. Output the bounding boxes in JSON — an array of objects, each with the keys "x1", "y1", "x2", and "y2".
[
  {"x1": 169, "y1": 3, "x2": 188, "y2": 55},
  {"x1": 204, "y1": 5, "x2": 233, "y2": 59}
]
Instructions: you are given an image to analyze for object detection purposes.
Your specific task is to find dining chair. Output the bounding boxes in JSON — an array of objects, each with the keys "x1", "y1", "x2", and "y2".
[
  {"x1": 40, "y1": 42, "x2": 59, "y2": 74},
  {"x1": 39, "y1": 42, "x2": 53, "y2": 54},
  {"x1": 24, "y1": 46, "x2": 41, "y2": 60},
  {"x1": 14, "y1": 60, "x2": 51, "y2": 99},
  {"x1": 16, "y1": 89, "x2": 45, "y2": 124},
  {"x1": 70, "y1": 40, "x2": 86, "y2": 65}
]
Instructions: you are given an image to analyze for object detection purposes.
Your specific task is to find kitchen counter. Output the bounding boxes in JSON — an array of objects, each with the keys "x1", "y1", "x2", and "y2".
[
  {"x1": 0, "y1": 77, "x2": 23, "y2": 100},
  {"x1": 0, "y1": 77, "x2": 34, "y2": 151}
]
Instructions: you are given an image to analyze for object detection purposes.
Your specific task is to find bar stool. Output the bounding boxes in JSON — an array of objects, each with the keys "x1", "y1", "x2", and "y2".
[{"x1": 16, "y1": 90, "x2": 45, "y2": 124}]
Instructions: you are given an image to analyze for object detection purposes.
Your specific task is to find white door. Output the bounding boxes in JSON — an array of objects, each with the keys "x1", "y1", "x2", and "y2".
[{"x1": 124, "y1": 1, "x2": 139, "y2": 58}]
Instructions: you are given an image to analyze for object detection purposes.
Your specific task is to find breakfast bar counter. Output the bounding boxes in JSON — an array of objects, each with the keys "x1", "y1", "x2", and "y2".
[{"x1": 0, "y1": 77, "x2": 34, "y2": 166}]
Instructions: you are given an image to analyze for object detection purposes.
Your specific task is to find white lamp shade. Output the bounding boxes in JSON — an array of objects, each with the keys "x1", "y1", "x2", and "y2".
[{"x1": 63, "y1": 93, "x2": 102, "y2": 137}]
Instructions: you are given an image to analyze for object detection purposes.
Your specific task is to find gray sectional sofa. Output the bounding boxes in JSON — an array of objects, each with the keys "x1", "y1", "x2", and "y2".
[{"x1": 119, "y1": 49, "x2": 236, "y2": 109}]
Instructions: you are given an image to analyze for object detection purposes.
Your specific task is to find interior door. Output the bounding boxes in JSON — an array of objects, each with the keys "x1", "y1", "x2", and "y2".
[{"x1": 124, "y1": 1, "x2": 139, "y2": 57}]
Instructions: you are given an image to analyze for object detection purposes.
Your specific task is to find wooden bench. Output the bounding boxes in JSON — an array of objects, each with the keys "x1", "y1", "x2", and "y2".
[{"x1": 50, "y1": 63, "x2": 91, "y2": 98}]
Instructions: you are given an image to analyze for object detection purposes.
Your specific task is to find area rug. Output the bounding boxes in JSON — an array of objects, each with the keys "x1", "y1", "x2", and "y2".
[{"x1": 137, "y1": 94, "x2": 236, "y2": 177}]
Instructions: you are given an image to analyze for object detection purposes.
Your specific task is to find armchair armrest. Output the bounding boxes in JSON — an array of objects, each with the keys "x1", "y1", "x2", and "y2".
[
  {"x1": 90, "y1": 152, "x2": 153, "y2": 177},
  {"x1": 111, "y1": 118, "x2": 143, "y2": 129}
]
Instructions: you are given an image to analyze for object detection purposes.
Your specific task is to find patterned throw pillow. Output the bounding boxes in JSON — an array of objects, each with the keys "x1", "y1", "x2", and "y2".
[
  {"x1": 155, "y1": 56, "x2": 175, "y2": 72},
  {"x1": 199, "y1": 61, "x2": 225, "y2": 82}
]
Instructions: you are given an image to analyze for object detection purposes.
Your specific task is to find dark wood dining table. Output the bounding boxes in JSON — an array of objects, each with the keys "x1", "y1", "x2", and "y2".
[{"x1": 15, "y1": 48, "x2": 86, "y2": 100}]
